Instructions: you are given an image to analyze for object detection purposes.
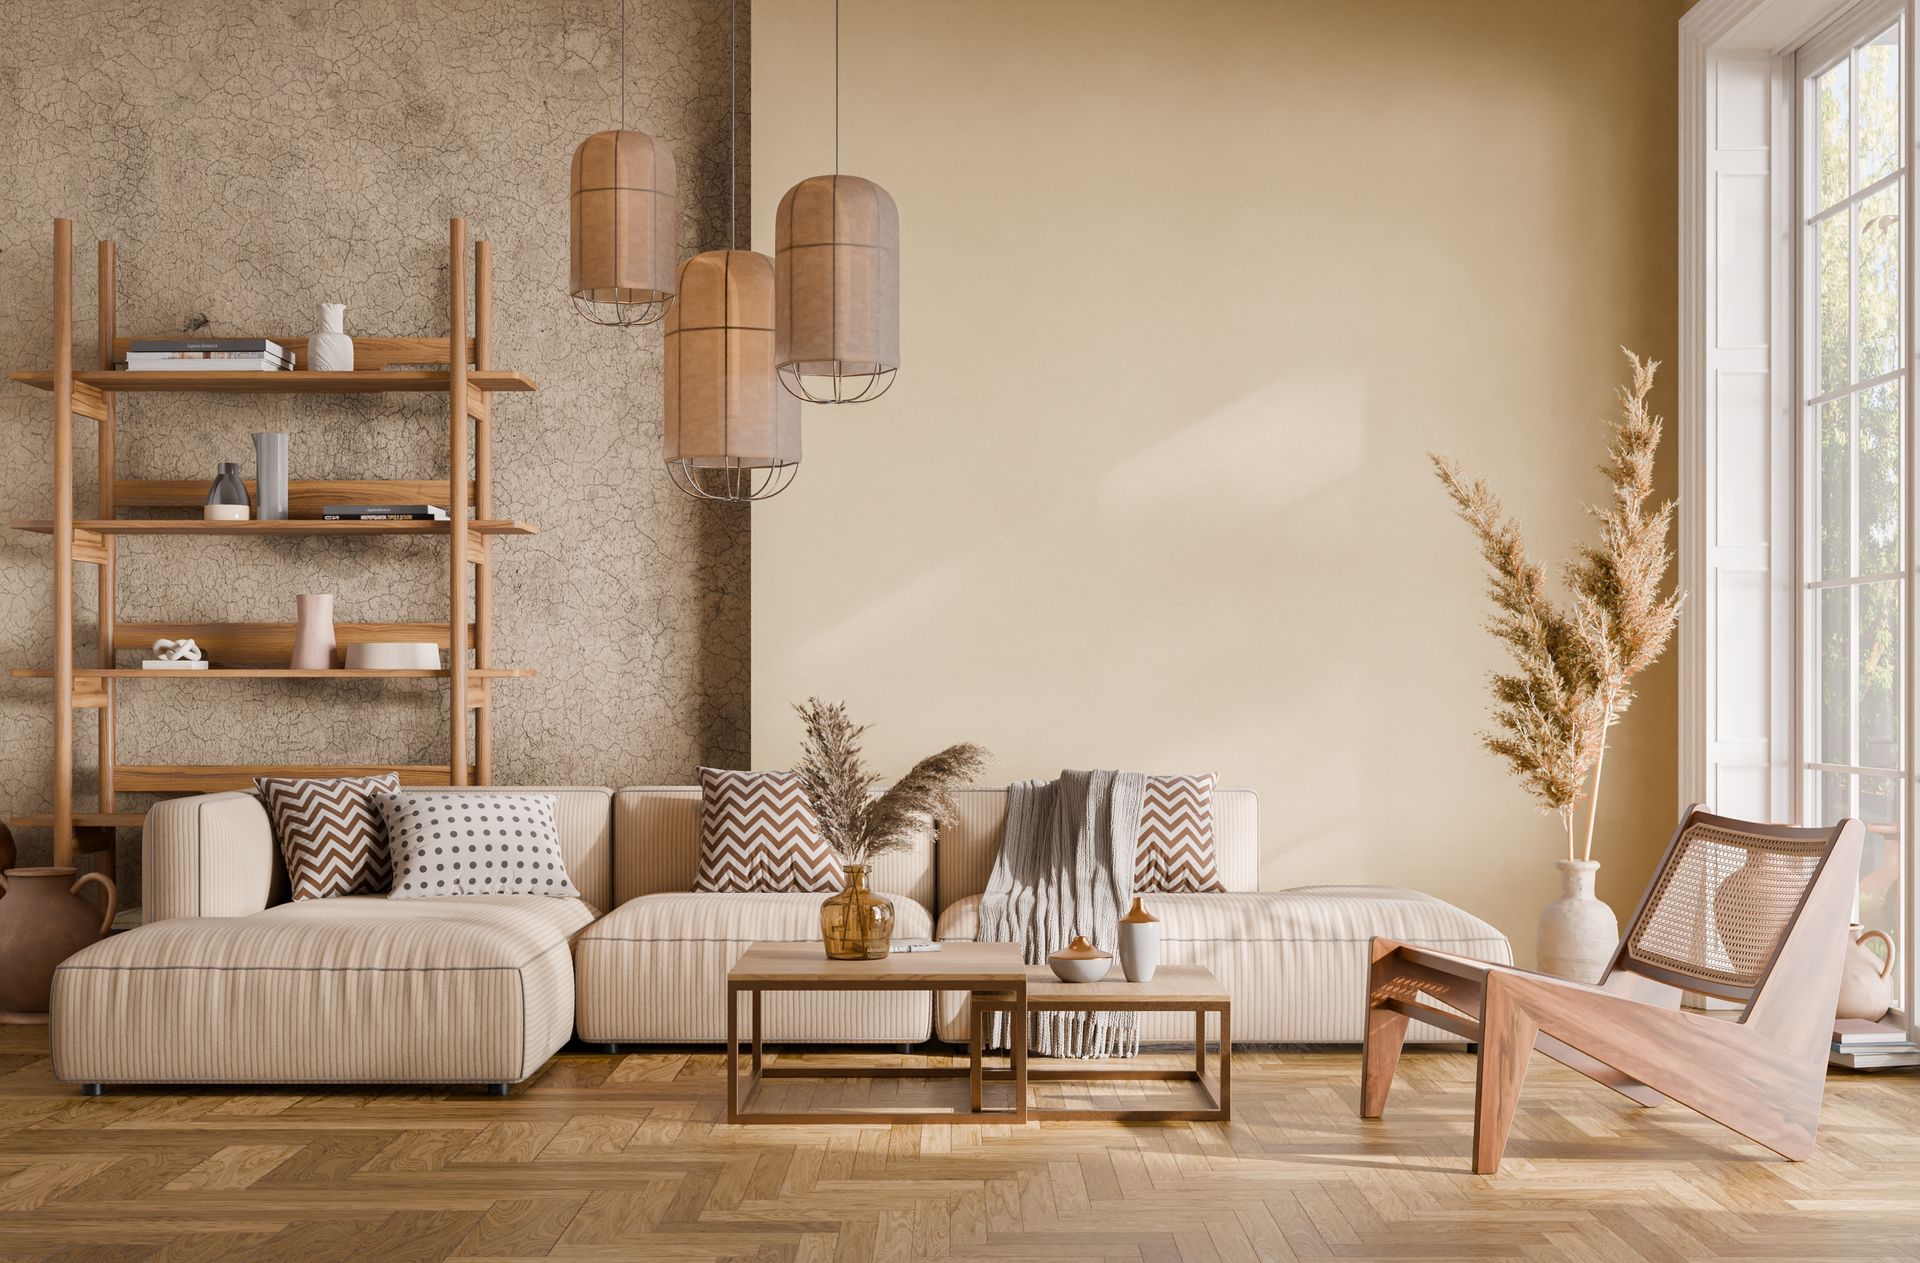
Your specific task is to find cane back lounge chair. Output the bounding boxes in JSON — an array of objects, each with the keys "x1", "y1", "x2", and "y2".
[{"x1": 1361, "y1": 807, "x2": 1865, "y2": 1173}]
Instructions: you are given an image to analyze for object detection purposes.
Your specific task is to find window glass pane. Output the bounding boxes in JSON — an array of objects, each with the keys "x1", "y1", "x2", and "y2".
[
  {"x1": 1858, "y1": 381, "x2": 1901, "y2": 575},
  {"x1": 1858, "y1": 26, "x2": 1902, "y2": 187},
  {"x1": 1857, "y1": 185, "x2": 1901, "y2": 379},
  {"x1": 1856, "y1": 579, "x2": 1902, "y2": 769},
  {"x1": 1857, "y1": 773, "x2": 1903, "y2": 939},
  {"x1": 1819, "y1": 212, "x2": 1851, "y2": 395},
  {"x1": 1819, "y1": 58, "x2": 1851, "y2": 208},
  {"x1": 1819, "y1": 769, "x2": 1853, "y2": 823},
  {"x1": 1820, "y1": 586, "x2": 1851, "y2": 764},
  {"x1": 1820, "y1": 395, "x2": 1852, "y2": 579}
]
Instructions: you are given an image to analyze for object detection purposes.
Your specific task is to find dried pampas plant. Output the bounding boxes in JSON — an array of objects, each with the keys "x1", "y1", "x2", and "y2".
[
  {"x1": 792, "y1": 698, "x2": 990, "y2": 867},
  {"x1": 1433, "y1": 349, "x2": 1684, "y2": 862}
]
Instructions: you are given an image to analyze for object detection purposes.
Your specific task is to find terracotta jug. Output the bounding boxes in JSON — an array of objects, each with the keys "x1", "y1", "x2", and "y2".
[
  {"x1": 1836, "y1": 925, "x2": 1898, "y2": 1022},
  {"x1": 0, "y1": 867, "x2": 116, "y2": 1023}
]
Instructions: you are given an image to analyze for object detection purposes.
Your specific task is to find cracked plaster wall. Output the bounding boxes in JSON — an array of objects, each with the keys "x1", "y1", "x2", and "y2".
[{"x1": 0, "y1": 0, "x2": 751, "y2": 895}]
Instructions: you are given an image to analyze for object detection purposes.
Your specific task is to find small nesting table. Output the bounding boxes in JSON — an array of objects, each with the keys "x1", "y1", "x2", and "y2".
[
  {"x1": 970, "y1": 964, "x2": 1231, "y2": 1121},
  {"x1": 725, "y1": 940, "x2": 1031, "y2": 1125}
]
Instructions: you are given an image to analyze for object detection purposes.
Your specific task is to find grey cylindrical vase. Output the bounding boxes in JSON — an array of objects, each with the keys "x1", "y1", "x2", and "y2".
[{"x1": 252, "y1": 432, "x2": 288, "y2": 521}]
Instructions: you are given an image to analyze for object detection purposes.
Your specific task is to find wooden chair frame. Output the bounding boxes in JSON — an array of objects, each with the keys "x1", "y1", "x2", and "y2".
[{"x1": 1361, "y1": 807, "x2": 1865, "y2": 1174}]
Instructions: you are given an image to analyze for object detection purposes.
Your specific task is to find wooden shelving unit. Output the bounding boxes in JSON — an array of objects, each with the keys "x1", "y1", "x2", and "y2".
[{"x1": 12, "y1": 217, "x2": 537, "y2": 868}]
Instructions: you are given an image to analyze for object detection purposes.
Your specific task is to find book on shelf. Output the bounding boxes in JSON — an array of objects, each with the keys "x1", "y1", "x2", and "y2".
[
  {"x1": 321, "y1": 504, "x2": 449, "y2": 522},
  {"x1": 128, "y1": 338, "x2": 287, "y2": 354},
  {"x1": 140, "y1": 660, "x2": 209, "y2": 670},
  {"x1": 126, "y1": 356, "x2": 293, "y2": 372},
  {"x1": 1833, "y1": 1018, "x2": 1911, "y2": 1046},
  {"x1": 126, "y1": 338, "x2": 293, "y2": 371}
]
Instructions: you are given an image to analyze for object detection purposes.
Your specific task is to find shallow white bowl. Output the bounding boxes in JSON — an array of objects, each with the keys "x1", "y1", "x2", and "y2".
[
  {"x1": 1047, "y1": 953, "x2": 1111, "y2": 984},
  {"x1": 344, "y1": 642, "x2": 441, "y2": 670}
]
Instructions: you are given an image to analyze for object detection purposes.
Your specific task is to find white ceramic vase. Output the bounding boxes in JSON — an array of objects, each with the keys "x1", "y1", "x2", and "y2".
[
  {"x1": 308, "y1": 303, "x2": 353, "y2": 372},
  {"x1": 1118, "y1": 896, "x2": 1160, "y2": 982},
  {"x1": 1537, "y1": 859, "x2": 1617, "y2": 983}
]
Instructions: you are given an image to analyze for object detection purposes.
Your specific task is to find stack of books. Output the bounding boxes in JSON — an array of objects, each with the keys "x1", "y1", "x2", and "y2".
[
  {"x1": 321, "y1": 504, "x2": 449, "y2": 522},
  {"x1": 1830, "y1": 1018, "x2": 1920, "y2": 1068},
  {"x1": 126, "y1": 339, "x2": 294, "y2": 371}
]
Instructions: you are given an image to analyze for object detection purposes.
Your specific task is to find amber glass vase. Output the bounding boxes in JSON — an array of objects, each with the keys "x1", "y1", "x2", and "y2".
[{"x1": 820, "y1": 864, "x2": 895, "y2": 960}]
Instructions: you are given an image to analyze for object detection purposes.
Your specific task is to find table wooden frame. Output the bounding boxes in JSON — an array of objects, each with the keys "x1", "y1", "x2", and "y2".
[
  {"x1": 970, "y1": 965, "x2": 1232, "y2": 1122},
  {"x1": 725, "y1": 941, "x2": 1030, "y2": 1125}
]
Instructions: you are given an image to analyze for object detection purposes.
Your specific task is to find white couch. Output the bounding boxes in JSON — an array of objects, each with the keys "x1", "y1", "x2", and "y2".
[{"x1": 49, "y1": 782, "x2": 1510, "y2": 1090}]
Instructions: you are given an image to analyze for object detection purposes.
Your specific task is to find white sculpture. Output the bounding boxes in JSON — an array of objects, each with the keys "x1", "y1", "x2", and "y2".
[{"x1": 143, "y1": 638, "x2": 208, "y2": 670}]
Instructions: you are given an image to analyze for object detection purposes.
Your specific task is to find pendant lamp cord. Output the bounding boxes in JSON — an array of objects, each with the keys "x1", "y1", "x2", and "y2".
[
  {"x1": 619, "y1": 0, "x2": 626, "y2": 130},
  {"x1": 834, "y1": 0, "x2": 840, "y2": 176},
  {"x1": 730, "y1": 0, "x2": 738, "y2": 249}
]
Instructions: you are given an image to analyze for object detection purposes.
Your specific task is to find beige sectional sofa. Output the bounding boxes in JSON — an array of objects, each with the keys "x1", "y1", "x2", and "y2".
[{"x1": 50, "y1": 782, "x2": 1509, "y2": 1091}]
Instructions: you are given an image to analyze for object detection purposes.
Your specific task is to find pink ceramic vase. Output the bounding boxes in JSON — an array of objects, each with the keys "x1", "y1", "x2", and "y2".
[{"x1": 290, "y1": 594, "x2": 336, "y2": 669}]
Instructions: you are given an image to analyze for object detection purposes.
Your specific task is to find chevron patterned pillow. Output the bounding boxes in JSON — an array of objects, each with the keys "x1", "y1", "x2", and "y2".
[
  {"x1": 693, "y1": 767, "x2": 843, "y2": 893},
  {"x1": 1133, "y1": 772, "x2": 1225, "y2": 893},
  {"x1": 255, "y1": 773, "x2": 402, "y2": 900}
]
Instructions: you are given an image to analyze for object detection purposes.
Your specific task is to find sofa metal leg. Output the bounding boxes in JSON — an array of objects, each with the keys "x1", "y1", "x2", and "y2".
[
  {"x1": 602, "y1": 1043, "x2": 621, "y2": 1055},
  {"x1": 1465, "y1": 1043, "x2": 1479, "y2": 1055},
  {"x1": 80, "y1": 1083, "x2": 104, "y2": 1097},
  {"x1": 486, "y1": 1083, "x2": 510, "y2": 1097},
  {"x1": 898, "y1": 1043, "x2": 915, "y2": 1055}
]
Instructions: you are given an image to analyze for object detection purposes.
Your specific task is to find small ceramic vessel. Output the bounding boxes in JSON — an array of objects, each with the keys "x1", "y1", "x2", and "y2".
[
  {"x1": 1118, "y1": 897, "x2": 1161, "y2": 982},
  {"x1": 1047, "y1": 934, "x2": 1112, "y2": 983}
]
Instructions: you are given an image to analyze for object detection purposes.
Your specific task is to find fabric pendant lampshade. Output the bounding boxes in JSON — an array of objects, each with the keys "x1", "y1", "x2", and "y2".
[
  {"x1": 664, "y1": 249, "x2": 801, "y2": 500},
  {"x1": 569, "y1": 129, "x2": 678, "y2": 326},
  {"x1": 775, "y1": 174, "x2": 899, "y2": 403}
]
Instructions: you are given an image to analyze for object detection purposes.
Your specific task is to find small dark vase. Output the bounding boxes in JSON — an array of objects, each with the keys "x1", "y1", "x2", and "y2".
[{"x1": 205, "y1": 462, "x2": 250, "y2": 520}]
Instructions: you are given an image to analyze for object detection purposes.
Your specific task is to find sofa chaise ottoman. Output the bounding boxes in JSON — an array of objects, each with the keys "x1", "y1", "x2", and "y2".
[
  {"x1": 51, "y1": 787, "x2": 614, "y2": 1091},
  {"x1": 931, "y1": 787, "x2": 1512, "y2": 1044},
  {"x1": 572, "y1": 788, "x2": 934, "y2": 1045}
]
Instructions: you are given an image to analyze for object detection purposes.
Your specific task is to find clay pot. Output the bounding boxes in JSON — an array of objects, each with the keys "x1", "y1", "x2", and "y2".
[
  {"x1": 1837, "y1": 925, "x2": 1898, "y2": 1022},
  {"x1": 0, "y1": 867, "x2": 117, "y2": 1023},
  {"x1": 1538, "y1": 859, "x2": 1618, "y2": 983}
]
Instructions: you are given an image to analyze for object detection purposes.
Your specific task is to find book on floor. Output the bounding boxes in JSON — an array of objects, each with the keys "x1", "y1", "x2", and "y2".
[{"x1": 1833, "y1": 1018, "x2": 1910, "y2": 1046}]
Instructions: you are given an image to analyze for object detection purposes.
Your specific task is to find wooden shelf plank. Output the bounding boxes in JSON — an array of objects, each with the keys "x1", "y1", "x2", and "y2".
[
  {"x1": 112, "y1": 620, "x2": 471, "y2": 667},
  {"x1": 115, "y1": 764, "x2": 477, "y2": 793},
  {"x1": 9, "y1": 518, "x2": 536, "y2": 537},
  {"x1": 10, "y1": 811, "x2": 145, "y2": 830},
  {"x1": 116, "y1": 479, "x2": 477, "y2": 517},
  {"x1": 12, "y1": 667, "x2": 534, "y2": 680},
  {"x1": 10, "y1": 369, "x2": 535, "y2": 394},
  {"x1": 109, "y1": 335, "x2": 476, "y2": 371}
]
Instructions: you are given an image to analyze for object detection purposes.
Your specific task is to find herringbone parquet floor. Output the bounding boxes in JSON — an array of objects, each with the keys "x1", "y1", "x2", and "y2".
[{"x1": 2, "y1": 1028, "x2": 1918, "y2": 1262}]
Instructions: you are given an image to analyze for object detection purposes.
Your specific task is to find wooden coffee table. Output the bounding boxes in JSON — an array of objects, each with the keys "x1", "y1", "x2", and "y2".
[
  {"x1": 725, "y1": 941, "x2": 1030, "y2": 1125},
  {"x1": 970, "y1": 964, "x2": 1231, "y2": 1121}
]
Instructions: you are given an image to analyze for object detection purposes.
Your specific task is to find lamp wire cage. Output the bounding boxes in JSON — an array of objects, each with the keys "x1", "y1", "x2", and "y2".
[
  {"x1": 571, "y1": 288, "x2": 670, "y2": 328},
  {"x1": 666, "y1": 457, "x2": 800, "y2": 502},
  {"x1": 778, "y1": 360, "x2": 896, "y2": 405}
]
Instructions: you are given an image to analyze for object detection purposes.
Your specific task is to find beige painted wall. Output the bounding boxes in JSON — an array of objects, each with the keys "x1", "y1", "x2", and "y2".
[
  {"x1": 0, "y1": 1, "x2": 751, "y2": 888},
  {"x1": 752, "y1": 0, "x2": 1688, "y2": 959}
]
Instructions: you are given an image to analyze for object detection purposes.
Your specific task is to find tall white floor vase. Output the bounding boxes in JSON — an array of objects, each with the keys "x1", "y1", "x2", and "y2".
[{"x1": 1537, "y1": 859, "x2": 1617, "y2": 983}]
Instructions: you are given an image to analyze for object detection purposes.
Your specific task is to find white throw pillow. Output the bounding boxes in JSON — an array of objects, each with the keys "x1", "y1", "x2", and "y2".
[{"x1": 374, "y1": 791, "x2": 580, "y2": 899}]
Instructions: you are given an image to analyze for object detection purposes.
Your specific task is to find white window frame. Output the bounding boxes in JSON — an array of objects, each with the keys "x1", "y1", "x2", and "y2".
[{"x1": 1682, "y1": 0, "x2": 1917, "y2": 1027}]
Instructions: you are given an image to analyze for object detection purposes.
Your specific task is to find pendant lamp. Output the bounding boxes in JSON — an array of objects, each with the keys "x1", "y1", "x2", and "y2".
[
  {"x1": 775, "y1": 0, "x2": 899, "y2": 404},
  {"x1": 663, "y1": 0, "x2": 800, "y2": 501},
  {"x1": 569, "y1": 0, "x2": 677, "y2": 327}
]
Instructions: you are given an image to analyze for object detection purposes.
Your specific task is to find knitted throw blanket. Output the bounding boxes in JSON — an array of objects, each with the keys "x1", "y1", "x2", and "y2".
[{"x1": 977, "y1": 769, "x2": 1145, "y2": 1058}]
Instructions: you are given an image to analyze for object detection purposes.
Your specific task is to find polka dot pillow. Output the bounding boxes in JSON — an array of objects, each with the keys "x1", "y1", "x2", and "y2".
[{"x1": 373, "y1": 792, "x2": 581, "y2": 900}]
